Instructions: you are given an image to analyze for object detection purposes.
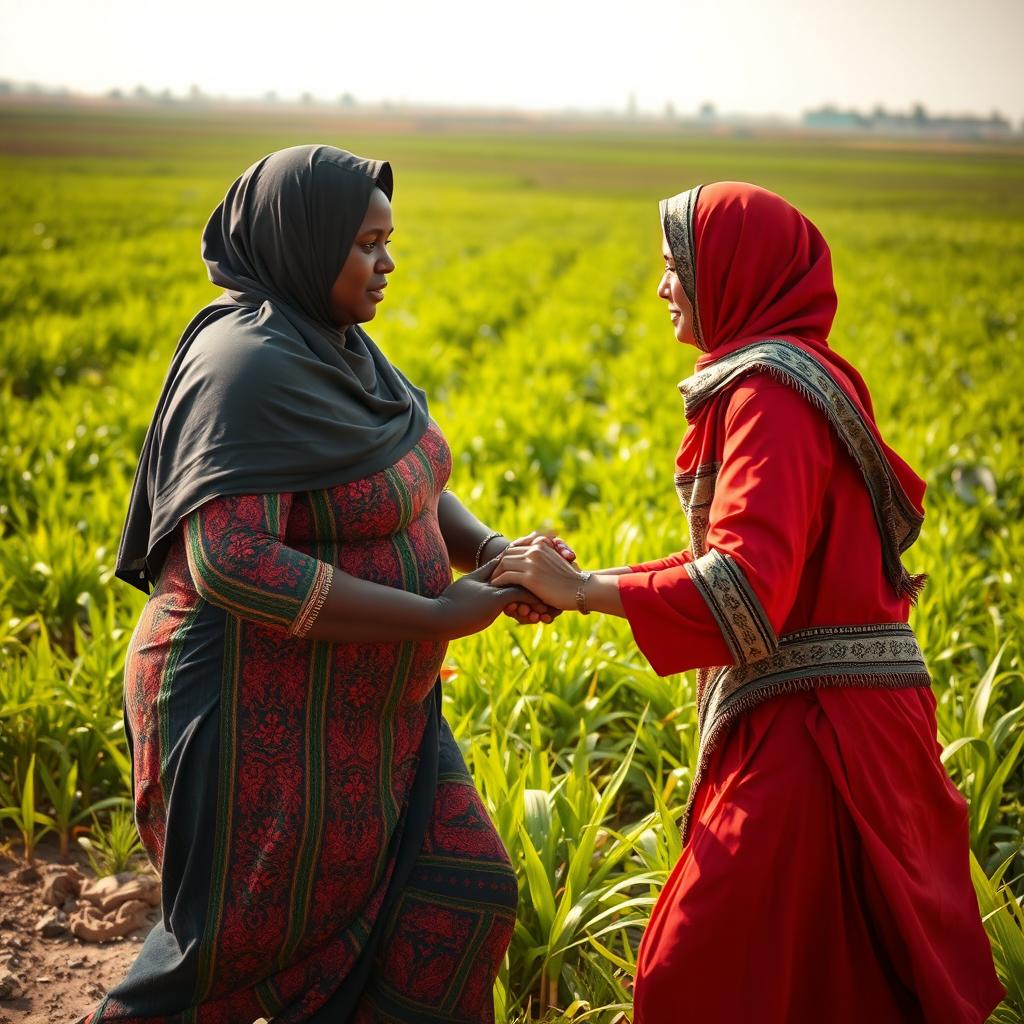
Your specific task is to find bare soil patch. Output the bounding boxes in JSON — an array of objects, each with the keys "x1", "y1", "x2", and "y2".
[{"x1": 0, "y1": 845, "x2": 157, "y2": 1024}]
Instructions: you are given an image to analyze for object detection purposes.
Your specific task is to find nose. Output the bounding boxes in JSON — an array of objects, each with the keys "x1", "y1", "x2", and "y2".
[
  {"x1": 657, "y1": 269, "x2": 671, "y2": 300},
  {"x1": 378, "y1": 249, "x2": 396, "y2": 274}
]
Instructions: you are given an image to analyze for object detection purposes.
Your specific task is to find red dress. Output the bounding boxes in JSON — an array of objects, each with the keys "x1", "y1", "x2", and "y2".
[{"x1": 618, "y1": 378, "x2": 1003, "y2": 1023}]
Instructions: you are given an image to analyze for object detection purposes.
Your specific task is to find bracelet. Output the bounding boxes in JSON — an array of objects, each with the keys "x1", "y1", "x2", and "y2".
[
  {"x1": 292, "y1": 562, "x2": 334, "y2": 638},
  {"x1": 575, "y1": 570, "x2": 593, "y2": 615},
  {"x1": 474, "y1": 531, "x2": 504, "y2": 569}
]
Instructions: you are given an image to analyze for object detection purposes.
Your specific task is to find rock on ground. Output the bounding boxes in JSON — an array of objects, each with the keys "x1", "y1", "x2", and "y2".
[{"x1": 0, "y1": 846, "x2": 158, "y2": 1024}]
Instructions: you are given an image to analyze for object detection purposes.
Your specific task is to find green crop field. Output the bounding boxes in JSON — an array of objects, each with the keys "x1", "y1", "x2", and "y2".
[{"x1": 1, "y1": 103, "x2": 1023, "y2": 1020}]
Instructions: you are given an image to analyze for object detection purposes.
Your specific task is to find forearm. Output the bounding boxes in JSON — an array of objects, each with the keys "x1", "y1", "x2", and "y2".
[
  {"x1": 581, "y1": 566, "x2": 631, "y2": 615},
  {"x1": 582, "y1": 573, "x2": 626, "y2": 617},
  {"x1": 437, "y1": 490, "x2": 507, "y2": 573},
  {"x1": 302, "y1": 569, "x2": 442, "y2": 643},
  {"x1": 186, "y1": 494, "x2": 486, "y2": 644}
]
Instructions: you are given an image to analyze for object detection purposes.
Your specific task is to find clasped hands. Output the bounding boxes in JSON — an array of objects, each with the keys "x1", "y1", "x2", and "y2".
[{"x1": 491, "y1": 532, "x2": 587, "y2": 624}]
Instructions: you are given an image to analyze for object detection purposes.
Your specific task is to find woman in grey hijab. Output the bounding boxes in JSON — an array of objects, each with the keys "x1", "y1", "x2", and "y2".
[{"x1": 81, "y1": 145, "x2": 563, "y2": 1023}]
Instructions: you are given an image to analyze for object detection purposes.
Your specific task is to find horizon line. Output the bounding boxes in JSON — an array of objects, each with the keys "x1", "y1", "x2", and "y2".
[{"x1": 1, "y1": 78, "x2": 1020, "y2": 129}]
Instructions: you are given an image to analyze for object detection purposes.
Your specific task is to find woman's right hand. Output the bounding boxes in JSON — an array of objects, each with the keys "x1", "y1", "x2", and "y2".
[{"x1": 433, "y1": 561, "x2": 532, "y2": 640}]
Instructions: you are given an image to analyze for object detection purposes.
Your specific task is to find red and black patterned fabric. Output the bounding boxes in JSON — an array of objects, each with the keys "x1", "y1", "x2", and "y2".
[
  {"x1": 81, "y1": 424, "x2": 517, "y2": 1023},
  {"x1": 349, "y1": 735, "x2": 517, "y2": 1023}
]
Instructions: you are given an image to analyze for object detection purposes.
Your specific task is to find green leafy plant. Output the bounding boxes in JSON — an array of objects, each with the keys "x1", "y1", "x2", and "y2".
[
  {"x1": 971, "y1": 850, "x2": 1024, "y2": 1023},
  {"x1": 78, "y1": 806, "x2": 145, "y2": 877},
  {"x1": 940, "y1": 645, "x2": 1024, "y2": 867},
  {"x1": 0, "y1": 754, "x2": 55, "y2": 862},
  {"x1": 36, "y1": 738, "x2": 125, "y2": 858}
]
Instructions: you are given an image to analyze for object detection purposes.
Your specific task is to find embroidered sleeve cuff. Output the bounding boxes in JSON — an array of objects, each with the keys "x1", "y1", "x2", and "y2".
[
  {"x1": 684, "y1": 549, "x2": 778, "y2": 666},
  {"x1": 291, "y1": 561, "x2": 334, "y2": 638}
]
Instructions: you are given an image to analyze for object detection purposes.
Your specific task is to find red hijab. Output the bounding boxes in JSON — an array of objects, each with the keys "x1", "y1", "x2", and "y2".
[{"x1": 666, "y1": 181, "x2": 926, "y2": 519}]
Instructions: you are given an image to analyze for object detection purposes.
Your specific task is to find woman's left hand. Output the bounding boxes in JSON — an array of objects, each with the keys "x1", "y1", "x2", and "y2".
[
  {"x1": 501, "y1": 532, "x2": 575, "y2": 623},
  {"x1": 491, "y1": 541, "x2": 584, "y2": 612}
]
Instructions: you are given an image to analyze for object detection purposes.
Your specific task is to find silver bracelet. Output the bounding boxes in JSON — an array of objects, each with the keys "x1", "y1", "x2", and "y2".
[
  {"x1": 575, "y1": 570, "x2": 593, "y2": 615},
  {"x1": 474, "y1": 531, "x2": 505, "y2": 569}
]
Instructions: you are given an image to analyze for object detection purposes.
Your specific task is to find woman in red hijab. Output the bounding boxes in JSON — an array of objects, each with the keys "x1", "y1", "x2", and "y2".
[{"x1": 492, "y1": 183, "x2": 1002, "y2": 1022}]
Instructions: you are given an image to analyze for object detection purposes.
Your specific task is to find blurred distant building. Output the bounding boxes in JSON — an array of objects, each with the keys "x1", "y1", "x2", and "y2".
[
  {"x1": 804, "y1": 105, "x2": 868, "y2": 131},
  {"x1": 804, "y1": 103, "x2": 1013, "y2": 139}
]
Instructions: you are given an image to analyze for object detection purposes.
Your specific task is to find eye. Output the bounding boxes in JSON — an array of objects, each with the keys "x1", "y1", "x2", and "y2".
[{"x1": 361, "y1": 241, "x2": 376, "y2": 253}]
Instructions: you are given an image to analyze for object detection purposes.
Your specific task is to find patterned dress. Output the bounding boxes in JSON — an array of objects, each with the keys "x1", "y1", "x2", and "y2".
[{"x1": 83, "y1": 424, "x2": 518, "y2": 1024}]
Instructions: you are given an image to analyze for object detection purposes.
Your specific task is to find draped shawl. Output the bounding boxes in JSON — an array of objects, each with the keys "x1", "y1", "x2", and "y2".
[
  {"x1": 116, "y1": 145, "x2": 429, "y2": 591},
  {"x1": 661, "y1": 181, "x2": 927, "y2": 601}
]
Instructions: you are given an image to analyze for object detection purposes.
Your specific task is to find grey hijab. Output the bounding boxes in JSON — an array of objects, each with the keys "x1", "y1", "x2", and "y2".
[{"x1": 116, "y1": 145, "x2": 429, "y2": 592}]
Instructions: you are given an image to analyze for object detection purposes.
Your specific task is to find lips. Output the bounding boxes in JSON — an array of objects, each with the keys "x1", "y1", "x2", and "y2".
[{"x1": 368, "y1": 285, "x2": 386, "y2": 302}]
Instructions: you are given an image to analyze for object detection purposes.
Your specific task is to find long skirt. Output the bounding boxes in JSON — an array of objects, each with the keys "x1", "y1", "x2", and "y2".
[
  {"x1": 634, "y1": 686, "x2": 1004, "y2": 1023},
  {"x1": 79, "y1": 696, "x2": 517, "y2": 1023}
]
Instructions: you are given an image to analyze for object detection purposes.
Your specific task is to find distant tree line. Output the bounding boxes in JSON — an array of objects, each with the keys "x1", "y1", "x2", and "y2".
[{"x1": 0, "y1": 80, "x2": 361, "y2": 108}]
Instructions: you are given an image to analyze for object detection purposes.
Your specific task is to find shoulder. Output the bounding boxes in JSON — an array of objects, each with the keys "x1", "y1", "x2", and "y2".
[
  {"x1": 190, "y1": 304, "x2": 305, "y2": 369},
  {"x1": 180, "y1": 303, "x2": 313, "y2": 402},
  {"x1": 723, "y1": 371, "x2": 826, "y2": 432},
  {"x1": 717, "y1": 372, "x2": 835, "y2": 471}
]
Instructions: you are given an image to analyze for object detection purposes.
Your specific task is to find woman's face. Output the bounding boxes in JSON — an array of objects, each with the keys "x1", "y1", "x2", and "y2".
[
  {"x1": 329, "y1": 186, "x2": 395, "y2": 328},
  {"x1": 658, "y1": 231, "x2": 697, "y2": 347}
]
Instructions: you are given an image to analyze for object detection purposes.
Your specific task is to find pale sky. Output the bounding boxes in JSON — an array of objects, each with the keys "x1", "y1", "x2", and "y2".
[{"x1": 2, "y1": 0, "x2": 1022, "y2": 121}]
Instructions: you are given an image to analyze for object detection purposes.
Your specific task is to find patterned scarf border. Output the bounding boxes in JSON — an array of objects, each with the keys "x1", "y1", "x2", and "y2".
[
  {"x1": 682, "y1": 622, "x2": 930, "y2": 844},
  {"x1": 673, "y1": 462, "x2": 718, "y2": 559},
  {"x1": 661, "y1": 185, "x2": 706, "y2": 351},
  {"x1": 685, "y1": 549, "x2": 777, "y2": 668},
  {"x1": 678, "y1": 339, "x2": 926, "y2": 601}
]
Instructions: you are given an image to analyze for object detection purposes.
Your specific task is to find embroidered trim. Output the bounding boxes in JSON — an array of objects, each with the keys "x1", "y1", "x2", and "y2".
[
  {"x1": 678, "y1": 340, "x2": 926, "y2": 601},
  {"x1": 685, "y1": 549, "x2": 777, "y2": 667},
  {"x1": 661, "y1": 185, "x2": 705, "y2": 351},
  {"x1": 697, "y1": 621, "x2": 927, "y2": 733},
  {"x1": 674, "y1": 461, "x2": 719, "y2": 558},
  {"x1": 291, "y1": 561, "x2": 334, "y2": 638},
  {"x1": 681, "y1": 622, "x2": 930, "y2": 843}
]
